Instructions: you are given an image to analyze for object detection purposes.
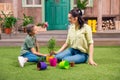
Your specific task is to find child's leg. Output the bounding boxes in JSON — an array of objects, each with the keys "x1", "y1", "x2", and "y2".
[
  {"x1": 55, "y1": 48, "x2": 73, "y2": 61},
  {"x1": 22, "y1": 52, "x2": 39, "y2": 62}
]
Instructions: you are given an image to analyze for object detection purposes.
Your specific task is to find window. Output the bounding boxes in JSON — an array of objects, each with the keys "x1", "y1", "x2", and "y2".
[
  {"x1": 22, "y1": 0, "x2": 42, "y2": 7},
  {"x1": 74, "y1": 0, "x2": 93, "y2": 7},
  {"x1": 87, "y1": 0, "x2": 93, "y2": 7}
]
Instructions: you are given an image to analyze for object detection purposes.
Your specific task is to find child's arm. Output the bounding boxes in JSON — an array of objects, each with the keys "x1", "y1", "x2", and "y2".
[
  {"x1": 31, "y1": 47, "x2": 47, "y2": 56},
  {"x1": 35, "y1": 40, "x2": 39, "y2": 52}
]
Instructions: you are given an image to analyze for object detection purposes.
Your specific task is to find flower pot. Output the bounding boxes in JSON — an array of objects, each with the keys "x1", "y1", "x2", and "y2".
[
  {"x1": 4, "y1": 28, "x2": 12, "y2": 34},
  {"x1": 59, "y1": 61, "x2": 70, "y2": 69},
  {"x1": 70, "y1": 62, "x2": 75, "y2": 67},
  {"x1": 46, "y1": 55, "x2": 54, "y2": 62},
  {"x1": 37, "y1": 62, "x2": 47, "y2": 70},
  {"x1": 37, "y1": 26, "x2": 47, "y2": 32},
  {"x1": 49, "y1": 58, "x2": 57, "y2": 67},
  {"x1": 23, "y1": 27, "x2": 26, "y2": 33}
]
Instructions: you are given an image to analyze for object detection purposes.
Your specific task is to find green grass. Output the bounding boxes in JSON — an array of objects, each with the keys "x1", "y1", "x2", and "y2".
[{"x1": 0, "y1": 46, "x2": 120, "y2": 80}]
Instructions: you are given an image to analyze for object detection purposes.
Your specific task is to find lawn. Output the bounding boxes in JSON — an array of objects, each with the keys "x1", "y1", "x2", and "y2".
[{"x1": 0, "y1": 46, "x2": 120, "y2": 80}]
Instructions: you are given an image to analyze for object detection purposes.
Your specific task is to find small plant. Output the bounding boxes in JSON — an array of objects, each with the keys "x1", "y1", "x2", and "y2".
[
  {"x1": 1, "y1": 11, "x2": 17, "y2": 28},
  {"x1": 22, "y1": 13, "x2": 34, "y2": 27},
  {"x1": 37, "y1": 22, "x2": 48, "y2": 28},
  {"x1": 77, "y1": 0, "x2": 88, "y2": 9},
  {"x1": 47, "y1": 37, "x2": 56, "y2": 55}
]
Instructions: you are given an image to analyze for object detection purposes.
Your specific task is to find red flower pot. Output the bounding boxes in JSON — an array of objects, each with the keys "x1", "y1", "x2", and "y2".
[{"x1": 4, "y1": 28, "x2": 12, "y2": 34}]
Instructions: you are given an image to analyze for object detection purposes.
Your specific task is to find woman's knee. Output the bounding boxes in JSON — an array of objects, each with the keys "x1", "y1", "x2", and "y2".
[
  {"x1": 63, "y1": 54, "x2": 88, "y2": 64},
  {"x1": 55, "y1": 53, "x2": 63, "y2": 60},
  {"x1": 55, "y1": 49, "x2": 72, "y2": 60}
]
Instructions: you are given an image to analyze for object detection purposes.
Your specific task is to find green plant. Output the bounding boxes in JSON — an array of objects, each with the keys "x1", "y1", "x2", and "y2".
[
  {"x1": 47, "y1": 37, "x2": 56, "y2": 53},
  {"x1": 22, "y1": 13, "x2": 34, "y2": 27},
  {"x1": 37, "y1": 22, "x2": 44, "y2": 26},
  {"x1": 37, "y1": 22, "x2": 48, "y2": 28},
  {"x1": 1, "y1": 11, "x2": 17, "y2": 28},
  {"x1": 77, "y1": 0, "x2": 88, "y2": 9}
]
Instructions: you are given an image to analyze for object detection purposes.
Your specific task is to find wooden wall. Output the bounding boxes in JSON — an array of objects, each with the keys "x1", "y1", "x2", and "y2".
[
  {"x1": 0, "y1": 0, "x2": 42, "y2": 23},
  {"x1": 0, "y1": 0, "x2": 11, "y2": 3},
  {"x1": 0, "y1": 0, "x2": 120, "y2": 24},
  {"x1": 17, "y1": 0, "x2": 42, "y2": 23},
  {"x1": 85, "y1": 0, "x2": 120, "y2": 18}
]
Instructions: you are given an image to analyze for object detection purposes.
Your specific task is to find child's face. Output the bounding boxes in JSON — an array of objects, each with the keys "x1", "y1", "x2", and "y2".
[{"x1": 31, "y1": 26, "x2": 38, "y2": 35}]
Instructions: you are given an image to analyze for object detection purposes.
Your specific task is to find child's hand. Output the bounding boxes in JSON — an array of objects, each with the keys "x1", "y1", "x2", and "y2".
[{"x1": 43, "y1": 54, "x2": 49, "y2": 57}]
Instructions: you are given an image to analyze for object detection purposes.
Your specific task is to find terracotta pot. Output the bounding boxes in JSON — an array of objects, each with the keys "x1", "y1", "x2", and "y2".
[
  {"x1": 23, "y1": 28, "x2": 26, "y2": 33},
  {"x1": 4, "y1": 28, "x2": 12, "y2": 34},
  {"x1": 70, "y1": 62, "x2": 75, "y2": 67}
]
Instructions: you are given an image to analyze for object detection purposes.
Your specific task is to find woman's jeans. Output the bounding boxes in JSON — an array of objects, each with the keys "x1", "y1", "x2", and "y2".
[
  {"x1": 22, "y1": 52, "x2": 45, "y2": 62},
  {"x1": 55, "y1": 48, "x2": 88, "y2": 64}
]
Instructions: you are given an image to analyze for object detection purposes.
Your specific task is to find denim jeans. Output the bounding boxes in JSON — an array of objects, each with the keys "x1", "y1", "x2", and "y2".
[
  {"x1": 22, "y1": 52, "x2": 45, "y2": 62},
  {"x1": 55, "y1": 48, "x2": 88, "y2": 64}
]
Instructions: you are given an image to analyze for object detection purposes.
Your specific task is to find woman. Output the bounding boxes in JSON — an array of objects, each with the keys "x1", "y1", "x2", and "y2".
[{"x1": 55, "y1": 8, "x2": 97, "y2": 66}]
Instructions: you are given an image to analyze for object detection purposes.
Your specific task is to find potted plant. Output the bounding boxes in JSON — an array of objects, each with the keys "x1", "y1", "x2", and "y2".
[
  {"x1": 48, "y1": 37, "x2": 56, "y2": 54},
  {"x1": 22, "y1": 13, "x2": 34, "y2": 32},
  {"x1": 77, "y1": 0, "x2": 88, "y2": 14},
  {"x1": 1, "y1": 11, "x2": 17, "y2": 34},
  {"x1": 36, "y1": 22, "x2": 48, "y2": 32},
  {"x1": 46, "y1": 37, "x2": 56, "y2": 62}
]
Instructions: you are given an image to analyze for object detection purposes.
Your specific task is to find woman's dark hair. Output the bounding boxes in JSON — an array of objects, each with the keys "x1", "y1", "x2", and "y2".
[
  {"x1": 69, "y1": 7, "x2": 84, "y2": 29},
  {"x1": 26, "y1": 24, "x2": 35, "y2": 35}
]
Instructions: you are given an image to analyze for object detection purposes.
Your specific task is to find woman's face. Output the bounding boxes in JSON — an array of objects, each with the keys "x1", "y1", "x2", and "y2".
[{"x1": 68, "y1": 13, "x2": 78, "y2": 24}]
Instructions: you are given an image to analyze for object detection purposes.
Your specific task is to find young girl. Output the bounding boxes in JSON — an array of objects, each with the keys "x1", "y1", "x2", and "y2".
[
  {"x1": 55, "y1": 8, "x2": 97, "y2": 66},
  {"x1": 18, "y1": 24, "x2": 47, "y2": 67}
]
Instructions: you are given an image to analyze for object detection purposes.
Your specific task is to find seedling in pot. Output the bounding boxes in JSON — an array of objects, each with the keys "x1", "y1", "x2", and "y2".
[
  {"x1": 46, "y1": 37, "x2": 56, "y2": 62},
  {"x1": 47, "y1": 37, "x2": 56, "y2": 56}
]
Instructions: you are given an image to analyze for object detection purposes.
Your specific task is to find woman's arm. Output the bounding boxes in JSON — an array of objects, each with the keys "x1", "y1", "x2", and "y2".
[
  {"x1": 56, "y1": 43, "x2": 69, "y2": 54},
  {"x1": 88, "y1": 43, "x2": 97, "y2": 66},
  {"x1": 85, "y1": 25, "x2": 97, "y2": 66}
]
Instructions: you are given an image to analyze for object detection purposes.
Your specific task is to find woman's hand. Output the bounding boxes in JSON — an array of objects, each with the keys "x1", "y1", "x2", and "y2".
[
  {"x1": 49, "y1": 51, "x2": 56, "y2": 56},
  {"x1": 88, "y1": 44, "x2": 97, "y2": 66},
  {"x1": 88, "y1": 59, "x2": 97, "y2": 66}
]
